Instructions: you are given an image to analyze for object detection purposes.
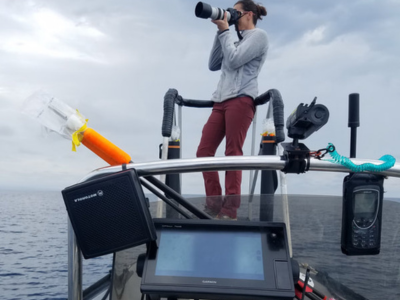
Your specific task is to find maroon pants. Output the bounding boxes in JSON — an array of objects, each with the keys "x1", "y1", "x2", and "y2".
[{"x1": 196, "y1": 96, "x2": 255, "y2": 197}]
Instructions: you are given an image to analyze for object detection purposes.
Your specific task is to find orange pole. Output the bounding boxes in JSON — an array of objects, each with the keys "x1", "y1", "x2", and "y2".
[{"x1": 81, "y1": 128, "x2": 131, "y2": 166}]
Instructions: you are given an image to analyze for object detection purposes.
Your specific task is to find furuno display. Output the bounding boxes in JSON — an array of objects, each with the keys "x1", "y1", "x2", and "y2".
[
  {"x1": 341, "y1": 173, "x2": 384, "y2": 255},
  {"x1": 62, "y1": 169, "x2": 156, "y2": 259},
  {"x1": 139, "y1": 219, "x2": 295, "y2": 300}
]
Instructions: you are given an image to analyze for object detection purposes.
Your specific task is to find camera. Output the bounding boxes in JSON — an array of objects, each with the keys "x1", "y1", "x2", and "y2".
[{"x1": 195, "y1": 2, "x2": 241, "y2": 26}]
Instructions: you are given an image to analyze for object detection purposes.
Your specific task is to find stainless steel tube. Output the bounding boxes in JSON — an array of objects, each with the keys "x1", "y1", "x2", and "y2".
[
  {"x1": 80, "y1": 156, "x2": 285, "y2": 182},
  {"x1": 68, "y1": 219, "x2": 82, "y2": 300},
  {"x1": 248, "y1": 110, "x2": 258, "y2": 193},
  {"x1": 70, "y1": 154, "x2": 400, "y2": 299},
  {"x1": 79, "y1": 156, "x2": 400, "y2": 183}
]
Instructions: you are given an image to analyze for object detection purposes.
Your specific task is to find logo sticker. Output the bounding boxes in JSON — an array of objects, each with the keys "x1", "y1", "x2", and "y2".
[{"x1": 74, "y1": 192, "x2": 99, "y2": 203}]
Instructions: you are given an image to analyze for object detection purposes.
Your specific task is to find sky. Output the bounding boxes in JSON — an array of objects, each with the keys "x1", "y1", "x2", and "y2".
[{"x1": 0, "y1": 0, "x2": 399, "y2": 198}]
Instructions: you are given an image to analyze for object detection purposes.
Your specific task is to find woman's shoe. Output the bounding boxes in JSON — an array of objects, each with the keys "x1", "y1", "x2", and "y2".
[
  {"x1": 203, "y1": 206, "x2": 219, "y2": 219},
  {"x1": 217, "y1": 212, "x2": 237, "y2": 221}
]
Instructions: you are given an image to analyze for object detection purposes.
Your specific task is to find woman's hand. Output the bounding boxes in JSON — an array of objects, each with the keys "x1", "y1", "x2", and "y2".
[{"x1": 211, "y1": 12, "x2": 229, "y2": 32}]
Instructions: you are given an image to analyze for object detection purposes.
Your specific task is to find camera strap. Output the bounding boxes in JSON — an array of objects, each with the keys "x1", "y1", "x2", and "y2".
[{"x1": 234, "y1": 22, "x2": 243, "y2": 40}]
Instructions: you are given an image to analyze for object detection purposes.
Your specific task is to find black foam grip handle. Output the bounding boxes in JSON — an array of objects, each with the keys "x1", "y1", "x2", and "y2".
[
  {"x1": 179, "y1": 98, "x2": 214, "y2": 108},
  {"x1": 269, "y1": 89, "x2": 285, "y2": 143},
  {"x1": 162, "y1": 89, "x2": 178, "y2": 137},
  {"x1": 348, "y1": 93, "x2": 360, "y2": 128},
  {"x1": 254, "y1": 90, "x2": 271, "y2": 106}
]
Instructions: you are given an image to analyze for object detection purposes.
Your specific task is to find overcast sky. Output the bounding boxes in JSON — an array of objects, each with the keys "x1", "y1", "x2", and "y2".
[{"x1": 1, "y1": 0, "x2": 399, "y2": 198}]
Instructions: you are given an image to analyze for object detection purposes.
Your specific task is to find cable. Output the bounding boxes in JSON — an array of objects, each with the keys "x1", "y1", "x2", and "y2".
[{"x1": 325, "y1": 143, "x2": 396, "y2": 172}]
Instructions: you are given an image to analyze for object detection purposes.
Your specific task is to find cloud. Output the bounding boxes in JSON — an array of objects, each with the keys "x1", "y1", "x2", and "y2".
[
  {"x1": 1, "y1": 6, "x2": 105, "y2": 64},
  {"x1": 1, "y1": 0, "x2": 399, "y2": 199}
]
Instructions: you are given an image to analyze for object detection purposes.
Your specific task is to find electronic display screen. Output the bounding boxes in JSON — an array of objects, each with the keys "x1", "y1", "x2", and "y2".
[
  {"x1": 354, "y1": 191, "x2": 378, "y2": 214},
  {"x1": 155, "y1": 229, "x2": 264, "y2": 280},
  {"x1": 141, "y1": 219, "x2": 295, "y2": 300}
]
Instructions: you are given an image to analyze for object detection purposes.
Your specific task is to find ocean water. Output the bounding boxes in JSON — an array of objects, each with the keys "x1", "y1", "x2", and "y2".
[
  {"x1": 2, "y1": 191, "x2": 400, "y2": 300},
  {"x1": 0, "y1": 190, "x2": 113, "y2": 300}
]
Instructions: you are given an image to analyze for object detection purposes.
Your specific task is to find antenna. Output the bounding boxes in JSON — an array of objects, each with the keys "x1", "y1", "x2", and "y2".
[{"x1": 348, "y1": 93, "x2": 360, "y2": 158}]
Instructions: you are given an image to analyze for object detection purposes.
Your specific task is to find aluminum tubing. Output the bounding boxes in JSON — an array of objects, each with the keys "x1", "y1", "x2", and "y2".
[{"x1": 79, "y1": 156, "x2": 400, "y2": 183}]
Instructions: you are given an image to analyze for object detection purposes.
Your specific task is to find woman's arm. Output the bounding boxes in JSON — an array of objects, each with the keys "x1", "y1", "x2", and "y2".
[
  {"x1": 208, "y1": 12, "x2": 229, "y2": 71},
  {"x1": 208, "y1": 33, "x2": 223, "y2": 71},
  {"x1": 218, "y1": 29, "x2": 268, "y2": 70}
]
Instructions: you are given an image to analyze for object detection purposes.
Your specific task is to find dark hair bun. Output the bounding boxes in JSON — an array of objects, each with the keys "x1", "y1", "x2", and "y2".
[{"x1": 256, "y1": 4, "x2": 267, "y2": 19}]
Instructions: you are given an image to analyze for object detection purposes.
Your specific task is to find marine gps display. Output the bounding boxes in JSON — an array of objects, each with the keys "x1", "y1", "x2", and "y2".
[{"x1": 140, "y1": 219, "x2": 294, "y2": 300}]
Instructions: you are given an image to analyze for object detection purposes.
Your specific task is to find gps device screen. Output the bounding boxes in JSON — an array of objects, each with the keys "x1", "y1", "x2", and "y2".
[
  {"x1": 155, "y1": 229, "x2": 264, "y2": 280},
  {"x1": 141, "y1": 219, "x2": 295, "y2": 300}
]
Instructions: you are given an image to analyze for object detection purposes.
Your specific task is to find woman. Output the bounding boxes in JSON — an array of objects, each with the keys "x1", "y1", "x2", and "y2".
[{"x1": 196, "y1": 0, "x2": 268, "y2": 220}]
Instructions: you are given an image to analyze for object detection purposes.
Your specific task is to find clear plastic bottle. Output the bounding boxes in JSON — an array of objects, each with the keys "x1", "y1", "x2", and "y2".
[
  {"x1": 170, "y1": 125, "x2": 181, "y2": 142},
  {"x1": 22, "y1": 90, "x2": 85, "y2": 139},
  {"x1": 262, "y1": 118, "x2": 275, "y2": 136},
  {"x1": 22, "y1": 90, "x2": 131, "y2": 165}
]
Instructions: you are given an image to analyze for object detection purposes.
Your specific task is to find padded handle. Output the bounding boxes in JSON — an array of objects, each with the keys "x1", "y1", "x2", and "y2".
[
  {"x1": 177, "y1": 97, "x2": 214, "y2": 108},
  {"x1": 269, "y1": 89, "x2": 285, "y2": 143},
  {"x1": 162, "y1": 89, "x2": 178, "y2": 137}
]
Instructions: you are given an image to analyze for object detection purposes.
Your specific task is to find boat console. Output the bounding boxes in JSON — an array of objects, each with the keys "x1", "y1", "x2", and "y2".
[{"x1": 138, "y1": 218, "x2": 295, "y2": 300}]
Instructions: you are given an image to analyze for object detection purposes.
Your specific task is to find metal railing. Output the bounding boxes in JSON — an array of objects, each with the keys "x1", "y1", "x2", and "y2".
[
  {"x1": 68, "y1": 155, "x2": 400, "y2": 299},
  {"x1": 68, "y1": 86, "x2": 285, "y2": 299},
  {"x1": 67, "y1": 88, "x2": 400, "y2": 299},
  {"x1": 158, "y1": 88, "x2": 284, "y2": 218}
]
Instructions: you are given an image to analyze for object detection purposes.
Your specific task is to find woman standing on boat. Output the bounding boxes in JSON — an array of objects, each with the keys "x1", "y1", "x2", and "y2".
[{"x1": 196, "y1": 0, "x2": 268, "y2": 219}]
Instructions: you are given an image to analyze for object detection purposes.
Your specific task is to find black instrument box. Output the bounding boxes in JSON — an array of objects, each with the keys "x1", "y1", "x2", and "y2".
[{"x1": 62, "y1": 169, "x2": 156, "y2": 259}]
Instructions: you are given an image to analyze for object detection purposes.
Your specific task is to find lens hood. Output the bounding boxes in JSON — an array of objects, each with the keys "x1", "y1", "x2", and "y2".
[{"x1": 195, "y1": 2, "x2": 212, "y2": 19}]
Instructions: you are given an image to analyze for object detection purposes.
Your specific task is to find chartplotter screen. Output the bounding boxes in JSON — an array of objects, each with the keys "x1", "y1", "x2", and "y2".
[
  {"x1": 141, "y1": 219, "x2": 295, "y2": 300},
  {"x1": 155, "y1": 229, "x2": 264, "y2": 280}
]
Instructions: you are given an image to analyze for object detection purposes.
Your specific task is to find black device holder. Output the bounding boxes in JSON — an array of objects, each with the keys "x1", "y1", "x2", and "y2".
[
  {"x1": 341, "y1": 173, "x2": 384, "y2": 255},
  {"x1": 280, "y1": 97, "x2": 330, "y2": 174},
  {"x1": 281, "y1": 141, "x2": 311, "y2": 174}
]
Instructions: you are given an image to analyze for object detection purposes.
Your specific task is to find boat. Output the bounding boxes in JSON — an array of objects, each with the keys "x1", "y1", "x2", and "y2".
[{"x1": 63, "y1": 88, "x2": 400, "y2": 300}]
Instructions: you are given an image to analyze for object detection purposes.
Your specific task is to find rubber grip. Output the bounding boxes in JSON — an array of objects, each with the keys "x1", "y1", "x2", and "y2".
[
  {"x1": 162, "y1": 89, "x2": 178, "y2": 137},
  {"x1": 254, "y1": 90, "x2": 271, "y2": 106},
  {"x1": 269, "y1": 89, "x2": 285, "y2": 143},
  {"x1": 178, "y1": 98, "x2": 214, "y2": 108}
]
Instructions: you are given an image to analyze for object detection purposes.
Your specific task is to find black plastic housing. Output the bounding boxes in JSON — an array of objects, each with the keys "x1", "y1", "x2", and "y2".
[
  {"x1": 281, "y1": 142, "x2": 310, "y2": 174},
  {"x1": 141, "y1": 219, "x2": 294, "y2": 300},
  {"x1": 286, "y1": 100, "x2": 329, "y2": 140},
  {"x1": 62, "y1": 169, "x2": 156, "y2": 259},
  {"x1": 341, "y1": 173, "x2": 384, "y2": 256}
]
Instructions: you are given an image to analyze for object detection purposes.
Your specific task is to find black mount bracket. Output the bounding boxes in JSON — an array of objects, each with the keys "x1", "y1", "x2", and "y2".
[{"x1": 281, "y1": 141, "x2": 310, "y2": 174}]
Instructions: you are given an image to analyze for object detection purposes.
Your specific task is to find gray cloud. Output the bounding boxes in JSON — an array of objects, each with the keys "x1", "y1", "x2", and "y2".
[
  {"x1": 0, "y1": 125, "x2": 14, "y2": 136},
  {"x1": 1, "y1": 0, "x2": 399, "y2": 198}
]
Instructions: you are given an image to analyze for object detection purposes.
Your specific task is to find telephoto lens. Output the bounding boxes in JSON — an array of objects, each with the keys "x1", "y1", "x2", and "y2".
[{"x1": 195, "y1": 2, "x2": 240, "y2": 25}]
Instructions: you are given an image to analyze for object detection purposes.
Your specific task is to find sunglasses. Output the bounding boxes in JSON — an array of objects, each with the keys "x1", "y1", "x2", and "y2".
[{"x1": 237, "y1": 10, "x2": 252, "y2": 18}]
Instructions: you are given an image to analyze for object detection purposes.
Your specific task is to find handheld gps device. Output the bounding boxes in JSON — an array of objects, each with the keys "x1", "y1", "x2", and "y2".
[
  {"x1": 139, "y1": 219, "x2": 295, "y2": 300},
  {"x1": 341, "y1": 173, "x2": 384, "y2": 255}
]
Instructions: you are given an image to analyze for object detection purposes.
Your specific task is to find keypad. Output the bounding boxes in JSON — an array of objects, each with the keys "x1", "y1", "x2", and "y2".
[{"x1": 352, "y1": 222, "x2": 378, "y2": 249}]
